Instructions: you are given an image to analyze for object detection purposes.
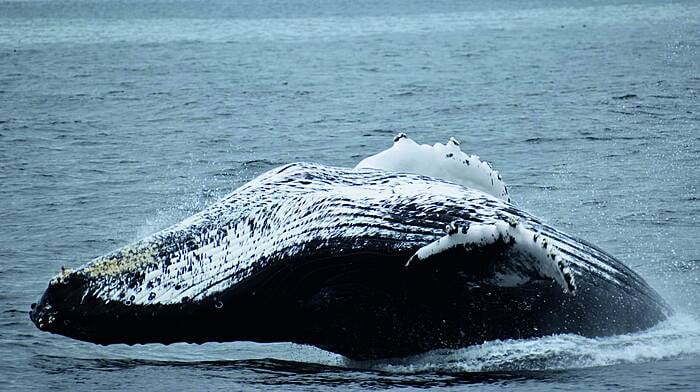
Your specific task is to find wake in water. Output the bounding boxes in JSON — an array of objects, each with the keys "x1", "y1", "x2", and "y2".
[{"x1": 352, "y1": 314, "x2": 700, "y2": 373}]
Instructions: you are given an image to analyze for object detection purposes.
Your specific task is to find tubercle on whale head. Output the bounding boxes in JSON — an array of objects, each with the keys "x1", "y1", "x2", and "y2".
[
  {"x1": 29, "y1": 263, "x2": 177, "y2": 345},
  {"x1": 82, "y1": 245, "x2": 159, "y2": 278},
  {"x1": 48, "y1": 266, "x2": 73, "y2": 286},
  {"x1": 29, "y1": 242, "x2": 166, "y2": 339},
  {"x1": 31, "y1": 253, "x2": 128, "y2": 331},
  {"x1": 30, "y1": 267, "x2": 92, "y2": 335}
]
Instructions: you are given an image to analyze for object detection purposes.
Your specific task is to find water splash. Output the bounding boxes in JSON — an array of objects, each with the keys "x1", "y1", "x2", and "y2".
[{"x1": 352, "y1": 313, "x2": 700, "y2": 373}]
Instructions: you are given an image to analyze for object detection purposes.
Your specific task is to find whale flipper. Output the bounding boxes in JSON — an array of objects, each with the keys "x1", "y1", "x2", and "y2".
[
  {"x1": 355, "y1": 134, "x2": 510, "y2": 202},
  {"x1": 406, "y1": 219, "x2": 577, "y2": 294}
]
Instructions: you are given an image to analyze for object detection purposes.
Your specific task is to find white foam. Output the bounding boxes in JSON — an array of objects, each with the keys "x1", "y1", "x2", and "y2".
[
  {"x1": 355, "y1": 134, "x2": 510, "y2": 202},
  {"x1": 351, "y1": 313, "x2": 700, "y2": 373}
]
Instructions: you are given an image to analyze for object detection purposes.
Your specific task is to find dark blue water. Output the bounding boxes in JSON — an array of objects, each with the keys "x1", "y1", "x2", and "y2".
[{"x1": 1, "y1": 0, "x2": 699, "y2": 390}]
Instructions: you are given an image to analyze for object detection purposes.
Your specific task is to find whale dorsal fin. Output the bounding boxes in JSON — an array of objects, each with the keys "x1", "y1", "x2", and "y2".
[
  {"x1": 355, "y1": 134, "x2": 510, "y2": 202},
  {"x1": 406, "y1": 219, "x2": 576, "y2": 294}
]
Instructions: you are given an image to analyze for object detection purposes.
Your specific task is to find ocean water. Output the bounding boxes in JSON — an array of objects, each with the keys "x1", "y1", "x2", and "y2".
[{"x1": 1, "y1": 0, "x2": 699, "y2": 390}]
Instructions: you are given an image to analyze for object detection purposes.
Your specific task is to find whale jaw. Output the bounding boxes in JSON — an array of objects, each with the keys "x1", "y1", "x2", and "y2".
[{"x1": 30, "y1": 241, "x2": 668, "y2": 360}]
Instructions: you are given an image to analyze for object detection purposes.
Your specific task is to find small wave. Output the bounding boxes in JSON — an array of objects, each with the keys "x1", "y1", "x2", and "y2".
[
  {"x1": 613, "y1": 94, "x2": 638, "y2": 100},
  {"x1": 352, "y1": 314, "x2": 700, "y2": 373}
]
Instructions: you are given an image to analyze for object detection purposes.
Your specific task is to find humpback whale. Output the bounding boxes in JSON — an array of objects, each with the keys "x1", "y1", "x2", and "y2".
[{"x1": 30, "y1": 135, "x2": 670, "y2": 360}]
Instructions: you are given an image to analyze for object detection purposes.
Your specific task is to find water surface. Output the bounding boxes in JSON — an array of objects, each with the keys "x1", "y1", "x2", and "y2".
[{"x1": 1, "y1": 0, "x2": 699, "y2": 390}]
